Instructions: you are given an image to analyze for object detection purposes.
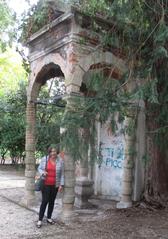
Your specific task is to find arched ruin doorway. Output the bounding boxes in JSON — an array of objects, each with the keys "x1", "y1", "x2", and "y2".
[
  {"x1": 23, "y1": 62, "x2": 65, "y2": 206},
  {"x1": 74, "y1": 62, "x2": 125, "y2": 204},
  {"x1": 25, "y1": 7, "x2": 145, "y2": 211}
]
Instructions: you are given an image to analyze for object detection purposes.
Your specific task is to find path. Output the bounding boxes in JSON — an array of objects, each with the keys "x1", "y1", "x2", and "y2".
[{"x1": 0, "y1": 166, "x2": 168, "y2": 239}]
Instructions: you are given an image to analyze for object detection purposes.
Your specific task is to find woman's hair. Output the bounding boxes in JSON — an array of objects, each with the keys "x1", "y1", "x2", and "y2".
[{"x1": 48, "y1": 145, "x2": 60, "y2": 155}]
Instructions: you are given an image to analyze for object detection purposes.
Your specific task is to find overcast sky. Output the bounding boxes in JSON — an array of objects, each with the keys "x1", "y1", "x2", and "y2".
[{"x1": 8, "y1": 0, "x2": 38, "y2": 16}]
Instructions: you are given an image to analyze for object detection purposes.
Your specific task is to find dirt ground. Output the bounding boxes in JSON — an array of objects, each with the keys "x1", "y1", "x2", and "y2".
[{"x1": 0, "y1": 165, "x2": 168, "y2": 239}]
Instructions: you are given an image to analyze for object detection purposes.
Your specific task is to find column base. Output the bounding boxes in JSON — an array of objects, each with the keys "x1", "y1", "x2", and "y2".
[
  {"x1": 74, "y1": 197, "x2": 94, "y2": 209},
  {"x1": 61, "y1": 203, "x2": 75, "y2": 221},
  {"x1": 20, "y1": 190, "x2": 36, "y2": 208},
  {"x1": 74, "y1": 177, "x2": 94, "y2": 209},
  {"x1": 20, "y1": 196, "x2": 36, "y2": 208},
  {"x1": 116, "y1": 201, "x2": 132, "y2": 209}
]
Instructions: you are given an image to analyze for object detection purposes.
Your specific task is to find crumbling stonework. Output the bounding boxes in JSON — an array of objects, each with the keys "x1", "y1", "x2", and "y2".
[{"x1": 25, "y1": 6, "x2": 144, "y2": 213}]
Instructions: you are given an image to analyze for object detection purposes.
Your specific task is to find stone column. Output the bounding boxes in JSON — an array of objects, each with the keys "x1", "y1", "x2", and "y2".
[
  {"x1": 74, "y1": 129, "x2": 94, "y2": 209},
  {"x1": 62, "y1": 93, "x2": 76, "y2": 218},
  {"x1": 117, "y1": 112, "x2": 136, "y2": 208},
  {"x1": 21, "y1": 102, "x2": 36, "y2": 207},
  {"x1": 62, "y1": 152, "x2": 75, "y2": 217}
]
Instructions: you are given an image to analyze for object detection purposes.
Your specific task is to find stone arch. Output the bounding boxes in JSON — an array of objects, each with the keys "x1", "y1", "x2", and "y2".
[
  {"x1": 24, "y1": 57, "x2": 66, "y2": 206},
  {"x1": 80, "y1": 51, "x2": 126, "y2": 74},
  {"x1": 30, "y1": 62, "x2": 65, "y2": 102},
  {"x1": 73, "y1": 50, "x2": 128, "y2": 208},
  {"x1": 66, "y1": 50, "x2": 127, "y2": 93},
  {"x1": 28, "y1": 53, "x2": 67, "y2": 102}
]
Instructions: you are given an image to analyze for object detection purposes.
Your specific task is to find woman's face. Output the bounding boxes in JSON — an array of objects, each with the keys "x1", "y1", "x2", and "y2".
[{"x1": 49, "y1": 148, "x2": 57, "y2": 159}]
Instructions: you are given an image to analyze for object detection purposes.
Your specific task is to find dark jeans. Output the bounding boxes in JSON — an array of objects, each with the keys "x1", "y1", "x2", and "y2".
[{"x1": 39, "y1": 185, "x2": 58, "y2": 221}]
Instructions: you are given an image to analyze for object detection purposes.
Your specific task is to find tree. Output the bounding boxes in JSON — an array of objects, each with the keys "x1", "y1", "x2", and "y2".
[
  {"x1": 0, "y1": 80, "x2": 27, "y2": 164},
  {"x1": 62, "y1": 0, "x2": 168, "y2": 204},
  {"x1": 0, "y1": 77, "x2": 64, "y2": 163},
  {"x1": 19, "y1": 0, "x2": 168, "y2": 203},
  {"x1": 0, "y1": 0, "x2": 15, "y2": 52},
  {"x1": 35, "y1": 78, "x2": 65, "y2": 155},
  {"x1": 0, "y1": 49, "x2": 27, "y2": 95},
  {"x1": 0, "y1": 47, "x2": 27, "y2": 164},
  {"x1": 72, "y1": 0, "x2": 168, "y2": 204},
  {"x1": 0, "y1": 0, "x2": 65, "y2": 164}
]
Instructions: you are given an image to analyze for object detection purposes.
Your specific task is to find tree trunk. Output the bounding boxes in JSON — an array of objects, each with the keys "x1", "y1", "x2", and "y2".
[{"x1": 145, "y1": 106, "x2": 168, "y2": 204}]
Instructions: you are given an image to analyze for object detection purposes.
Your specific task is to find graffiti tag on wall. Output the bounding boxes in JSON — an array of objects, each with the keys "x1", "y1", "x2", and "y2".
[{"x1": 101, "y1": 145, "x2": 124, "y2": 169}]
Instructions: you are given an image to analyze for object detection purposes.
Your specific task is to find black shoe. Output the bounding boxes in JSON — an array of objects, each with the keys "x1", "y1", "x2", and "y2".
[{"x1": 47, "y1": 219, "x2": 55, "y2": 225}]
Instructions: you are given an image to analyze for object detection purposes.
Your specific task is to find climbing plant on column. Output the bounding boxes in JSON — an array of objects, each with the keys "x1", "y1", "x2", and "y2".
[
  {"x1": 19, "y1": 0, "x2": 168, "y2": 203},
  {"x1": 63, "y1": 0, "x2": 168, "y2": 204}
]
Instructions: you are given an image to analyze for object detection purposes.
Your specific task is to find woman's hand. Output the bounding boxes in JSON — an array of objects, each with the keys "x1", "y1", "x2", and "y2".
[
  {"x1": 58, "y1": 185, "x2": 63, "y2": 192},
  {"x1": 43, "y1": 171, "x2": 48, "y2": 176}
]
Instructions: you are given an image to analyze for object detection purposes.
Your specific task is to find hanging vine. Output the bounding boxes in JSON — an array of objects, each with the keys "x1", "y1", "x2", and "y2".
[
  {"x1": 20, "y1": 0, "x2": 168, "y2": 201},
  {"x1": 61, "y1": 71, "x2": 136, "y2": 162}
]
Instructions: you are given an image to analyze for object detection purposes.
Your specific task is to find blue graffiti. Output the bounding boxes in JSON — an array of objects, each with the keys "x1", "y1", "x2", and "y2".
[
  {"x1": 105, "y1": 148, "x2": 114, "y2": 157},
  {"x1": 106, "y1": 158, "x2": 122, "y2": 168},
  {"x1": 102, "y1": 146, "x2": 124, "y2": 169}
]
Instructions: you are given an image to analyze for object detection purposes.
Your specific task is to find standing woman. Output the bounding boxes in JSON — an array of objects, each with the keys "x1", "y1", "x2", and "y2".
[{"x1": 36, "y1": 146, "x2": 64, "y2": 228}]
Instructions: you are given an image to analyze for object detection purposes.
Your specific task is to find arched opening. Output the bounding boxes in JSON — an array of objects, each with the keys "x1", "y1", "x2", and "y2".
[
  {"x1": 35, "y1": 64, "x2": 65, "y2": 153},
  {"x1": 24, "y1": 62, "x2": 65, "y2": 206},
  {"x1": 76, "y1": 62, "x2": 125, "y2": 201},
  {"x1": 79, "y1": 62, "x2": 123, "y2": 96},
  {"x1": 33, "y1": 62, "x2": 66, "y2": 150},
  {"x1": 36, "y1": 63, "x2": 64, "y2": 86}
]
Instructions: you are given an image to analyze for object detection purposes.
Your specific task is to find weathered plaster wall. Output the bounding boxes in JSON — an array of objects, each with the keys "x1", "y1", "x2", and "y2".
[
  {"x1": 94, "y1": 122, "x2": 125, "y2": 200},
  {"x1": 94, "y1": 102, "x2": 146, "y2": 202}
]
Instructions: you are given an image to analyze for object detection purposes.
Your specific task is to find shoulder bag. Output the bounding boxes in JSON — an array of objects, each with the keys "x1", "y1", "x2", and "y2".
[{"x1": 35, "y1": 156, "x2": 47, "y2": 191}]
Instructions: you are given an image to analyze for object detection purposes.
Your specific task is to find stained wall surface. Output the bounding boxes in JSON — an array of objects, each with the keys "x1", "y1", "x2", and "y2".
[{"x1": 94, "y1": 122, "x2": 125, "y2": 200}]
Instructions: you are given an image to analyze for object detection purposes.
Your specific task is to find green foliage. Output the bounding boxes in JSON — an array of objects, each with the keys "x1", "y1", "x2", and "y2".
[
  {"x1": 61, "y1": 96, "x2": 97, "y2": 161},
  {"x1": 61, "y1": 73, "x2": 130, "y2": 161},
  {"x1": 19, "y1": 0, "x2": 70, "y2": 43},
  {"x1": 61, "y1": 0, "x2": 168, "y2": 161},
  {"x1": 35, "y1": 79, "x2": 65, "y2": 154},
  {"x1": 20, "y1": 0, "x2": 50, "y2": 42},
  {"x1": 0, "y1": 48, "x2": 27, "y2": 162},
  {"x1": 0, "y1": 80, "x2": 27, "y2": 161},
  {"x1": 0, "y1": 0, "x2": 15, "y2": 52},
  {"x1": 0, "y1": 49, "x2": 27, "y2": 96},
  {"x1": 77, "y1": 0, "x2": 109, "y2": 16},
  {"x1": 18, "y1": 0, "x2": 168, "y2": 162},
  {"x1": 0, "y1": 75, "x2": 64, "y2": 162}
]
